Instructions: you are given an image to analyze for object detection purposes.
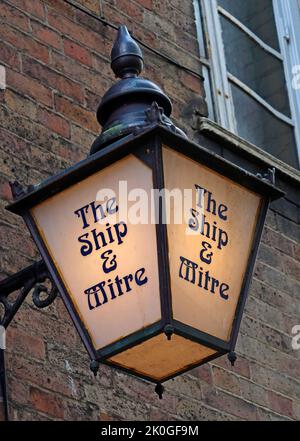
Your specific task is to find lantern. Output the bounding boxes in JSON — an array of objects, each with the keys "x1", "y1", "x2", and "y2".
[{"x1": 6, "y1": 26, "x2": 283, "y2": 397}]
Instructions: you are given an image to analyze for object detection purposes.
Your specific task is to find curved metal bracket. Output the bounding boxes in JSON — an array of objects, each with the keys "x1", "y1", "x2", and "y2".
[
  {"x1": 32, "y1": 283, "x2": 58, "y2": 309},
  {"x1": 256, "y1": 167, "x2": 276, "y2": 185},
  {"x1": 0, "y1": 260, "x2": 58, "y2": 328},
  {"x1": 131, "y1": 101, "x2": 188, "y2": 139}
]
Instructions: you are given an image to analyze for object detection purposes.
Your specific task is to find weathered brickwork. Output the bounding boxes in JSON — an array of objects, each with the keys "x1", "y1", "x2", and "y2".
[{"x1": 0, "y1": 0, "x2": 299, "y2": 421}]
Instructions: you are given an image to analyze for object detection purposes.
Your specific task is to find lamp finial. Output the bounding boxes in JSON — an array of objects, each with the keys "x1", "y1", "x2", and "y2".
[{"x1": 111, "y1": 25, "x2": 144, "y2": 79}]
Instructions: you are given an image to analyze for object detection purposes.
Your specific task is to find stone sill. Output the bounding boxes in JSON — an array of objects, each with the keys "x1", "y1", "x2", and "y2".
[{"x1": 199, "y1": 118, "x2": 300, "y2": 188}]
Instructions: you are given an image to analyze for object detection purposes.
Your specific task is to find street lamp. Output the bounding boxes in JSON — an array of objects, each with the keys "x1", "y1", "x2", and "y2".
[{"x1": 0, "y1": 26, "x2": 283, "y2": 398}]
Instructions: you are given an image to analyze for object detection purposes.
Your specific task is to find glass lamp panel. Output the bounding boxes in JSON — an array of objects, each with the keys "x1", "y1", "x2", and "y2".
[
  {"x1": 107, "y1": 333, "x2": 216, "y2": 382},
  {"x1": 163, "y1": 147, "x2": 262, "y2": 342},
  {"x1": 30, "y1": 154, "x2": 161, "y2": 350}
]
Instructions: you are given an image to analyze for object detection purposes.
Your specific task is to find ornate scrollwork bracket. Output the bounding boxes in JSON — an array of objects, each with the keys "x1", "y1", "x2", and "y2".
[
  {"x1": 0, "y1": 181, "x2": 58, "y2": 328},
  {"x1": 256, "y1": 167, "x2": 276, "y2": 185},
  {"x1": 0, "y1": 260, "x2": 58, "y2": 329},
  {"x1": 132, "y1": 101, "x2": 188, "y2": 139},
  {"x1": 145, "y1": 101, "x2": 164, "y2": 124}
]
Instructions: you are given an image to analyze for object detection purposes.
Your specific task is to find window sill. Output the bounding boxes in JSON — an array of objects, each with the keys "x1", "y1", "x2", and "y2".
[{"x1": 199, "y1": 118, "x2": 300, "y2": 188}]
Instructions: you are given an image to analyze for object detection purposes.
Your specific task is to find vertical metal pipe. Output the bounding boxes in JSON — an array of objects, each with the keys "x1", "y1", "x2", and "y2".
[{"x1": 0, "y1": 349, "x2": 9, "y2": 421}]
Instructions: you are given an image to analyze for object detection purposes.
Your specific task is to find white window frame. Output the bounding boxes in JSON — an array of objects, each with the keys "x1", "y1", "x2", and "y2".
[
  {"x1": 194, "y1": 0, "x2": 300, "y2": 166},
  {"x1": 273, "y1": 0, "x2": 300, "y2": 163}
]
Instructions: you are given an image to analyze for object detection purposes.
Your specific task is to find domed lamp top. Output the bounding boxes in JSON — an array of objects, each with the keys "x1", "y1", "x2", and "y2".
[{"x1": 91, "y1": 25, "x2": 178, "y2": 153}]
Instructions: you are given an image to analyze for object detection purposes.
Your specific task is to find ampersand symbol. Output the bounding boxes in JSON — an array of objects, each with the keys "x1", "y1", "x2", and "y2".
[
  {"x1": 100, "y1": 250, "x2": 117, "y2": 273},
  {"x1": 199, "y1": 241, "x2": 214, "y2": 265}
]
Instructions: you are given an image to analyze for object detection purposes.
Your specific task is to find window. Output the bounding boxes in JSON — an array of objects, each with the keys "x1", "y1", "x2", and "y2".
[{"x1": 194, "y1": 0, "x2": 300, "y2": 169}]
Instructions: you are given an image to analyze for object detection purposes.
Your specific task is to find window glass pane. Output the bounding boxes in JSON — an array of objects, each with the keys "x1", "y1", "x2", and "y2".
[
  {"x1": 218, "y1": 0, "x2": 280, "y2": 50},
  {"x1": 220, "y1": 15, "x2": 291, "y2": 116},
  {"x1": 230, "y1": 82, "x2": 299, "y2": 168}
]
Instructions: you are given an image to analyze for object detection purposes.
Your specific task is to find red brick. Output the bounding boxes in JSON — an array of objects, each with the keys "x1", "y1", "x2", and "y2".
[
  {"x1": 0, "y1": 178, "x2": 12, "y2": 201},
  {"x1": 163, "y1": 73, "x2": 197, "y2": 105},
  {"x1": 31, "y1": 21, "x2": 62, "y2": 50},
  {"x1": 7, "y1": 351, "x2": 84, "y2": 401},
  {"x1": 293, "y1": 401, "x2": 300, "y2": 420},
  {"x1": 135, "y1": 0, "x2": 153, "y2": 10},
  {"x1": 52, "y1": 136, "x2": 84, "y2": 163},
  {"x1": 12, "y1": 304, "x2": 80, "y2": 349},
  {"x1": 0, "y1": 41, "x2": 20, "y2": 70},
  {"x1": 103, "y1": 4, "x2": 134, "y2": 29},
  {"x1": 190, "y1": 363, "x2": 213, "y2": 384},
  {"x1": 293, "y1": 243, "x2": 300, "y2": 261},
  {"x1": 73, "y1": 7, "x2": 107, "y2": 36},
  {"x1": 131, "y1": 23, "x2": 157, "y2": 47},
  {"x1": 0, "y1": 90, "x2": 5, "y2": 105},
  {"x1": 173, "y1": 9, "x2": 198, "y2": 36},
  {"x1": 73, "y1": 0, "x2": 101, "y2": 14},
  {"x1": 55, "y1": 94, "x2": 98, "y2": 133},
  {"x1": 115, "y1": 0, "x2": 144, "y2": 21},
  {"x1": 114, "y1": 371, "x2": 177, "y2": 413},
  {"x1": 5, "y1": 89, "x2": 38, "y2": 120},
  {"x1": 7, "y1": 327, "x2": 45, "y2": 359},
  {"x1": 0, "y1": 223, "x2": 38, "y2": 258},
  {"x1": 47, "y1": 9, "x2": 110, "y2": 57},
  {"x1": 9, "y1": 0, "x2": 45, "y2": 19},
  {"x1": 0, "y1": 24, "x2": 49, "y2": 64},
  {"x1": 0, "y1": 2, "x2": 29, "y2": 32},
  {"x1": 51, "y1": 51, "x2": 109, "y2": 95},
  {"x1": 255, "y1": 261, "x2": 299, "y2": 300},
  {"x1": 268, "y1": 391, "x2": 294, "y2": 419},
  {"x1": 176, "y1": 32, "x2": 199, "y2": 56},
  {"x1": 212, "y1": 355, "x2": 251, "y2": 379},
  {"x1": 149, "y1": 408, "x2": 174, "y2": 421},
  {"x1": 169, "y1": 0, "x2": 194, "y2": 15},
  {"x1": 64, "y1": 39, "x2": 92, "y2": 66},
  {"x1": 29, "y1": 387, "x2": 64, "y2": 419},
  {"x1": 22, "y1": 56, "x2": 84, "y2": 104},
  {"x1": 177, "y1": 395, "x2": 236, "y2": 420},
  {"x1": 44, "y1": 0, "x2": 76, "y2": 18},
  {"x1": 282, "y1": 254, "x2": 300, "y2": 281},
  {"x1": 8, "y1": 378, "x2": 29, "y2": 406},
  {"x1": 0, "y1": 112, "x2": 79, "y2": 172},
  {"x1": 1, "y1": 123, "x2": 46, "y2": 168},
  {"x1": 262, "y1": 226, "x2": 294, "y2": 257},
  {"x1": 70, "y1": 124, "x2": 96, "y2": 152},
  {"x1": 38, "y1": 108, "x2": 70, "y2": 138},
  {"x1": 99, "y1": 412, "x2": 114, "y2": 421},
  {"x1": 85, "y1": 89, "x2": 101, "y2": 113},
  {"x1": 6, "y1": 69, "x2": 52, "y2": 107},
  {"x1": 212, "y1": 367, "x2": 241, "y2": 395},
  {"x1": 203, "y1": 387, "x2": 257, "y2": 420}
]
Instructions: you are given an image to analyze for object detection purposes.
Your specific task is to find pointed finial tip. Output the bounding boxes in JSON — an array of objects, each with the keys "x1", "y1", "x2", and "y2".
[{"x1": 111, "y1": 25, "x2": 144, "y2": 79}]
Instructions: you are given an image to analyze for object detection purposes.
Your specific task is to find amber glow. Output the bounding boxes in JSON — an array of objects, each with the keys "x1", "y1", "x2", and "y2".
[
  {"x1": 163, "y1": 147, "x2": 262, "y2": 342},
  {"x1": 31, "y1": 155, "x2": 161, "y2": 350}
]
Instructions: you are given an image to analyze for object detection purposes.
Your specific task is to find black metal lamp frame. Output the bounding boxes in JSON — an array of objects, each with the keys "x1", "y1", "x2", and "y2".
[
  {"x1": 0, "y1": 260, "x2": 58, "y2": 420},
  {"x1": 1, "y1": 123, "x2": 283, "y2": 393},
  {"x1": 0, "y1": 25, "x2": 284, "y2": 409}
]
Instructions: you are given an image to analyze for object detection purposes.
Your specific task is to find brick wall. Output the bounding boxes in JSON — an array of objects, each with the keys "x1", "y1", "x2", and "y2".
[{"x1": 0, "y1": 0, "x2": 299, "y2": 421}]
